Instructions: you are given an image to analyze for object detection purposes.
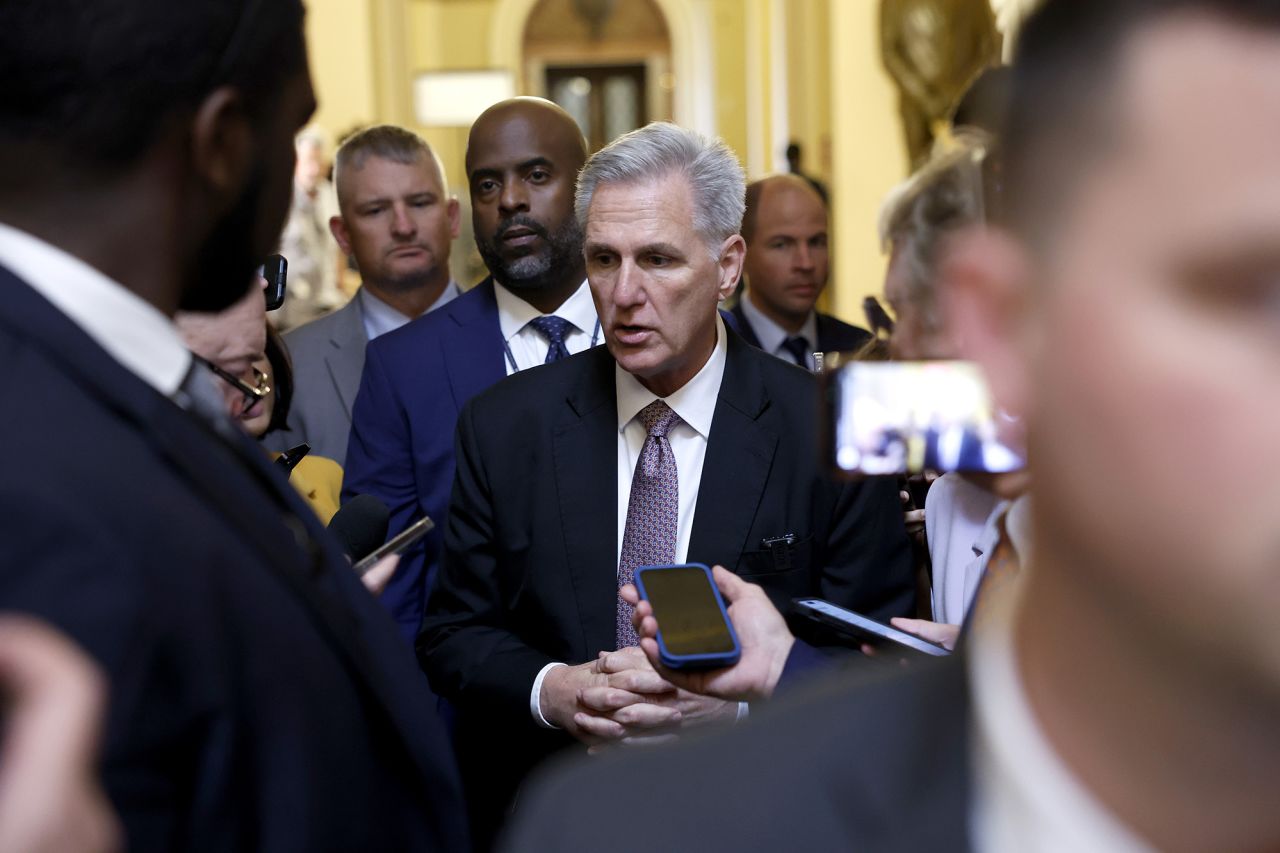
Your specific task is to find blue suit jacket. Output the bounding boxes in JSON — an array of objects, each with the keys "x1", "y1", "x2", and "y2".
[
  {"x1": 0, "y1": 266, "x2": 467, "y2": 851},
  {"x1": 344, "y1": 278, "x2": 508, "y2": 642}
]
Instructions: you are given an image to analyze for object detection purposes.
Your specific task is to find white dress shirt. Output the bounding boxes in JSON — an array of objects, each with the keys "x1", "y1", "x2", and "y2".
[
  {"x1": 740, "y1": 290, "x2": 819, "y2": 370},
  {"x1": 531, "y1": 317, "x2": 730, "y2": 728},
  {"x1": 969, "y1": 504, "x2": 1152, "y2": 853},
  {"x1": 494, "y1": 279, "x2": 599, "y2": 374},
  {"x1": 0, "y1": 221, "x2": 191, "y2": 396},
  {"x1": 358, "y1": 279, "x2": 458, "y2": 342}
]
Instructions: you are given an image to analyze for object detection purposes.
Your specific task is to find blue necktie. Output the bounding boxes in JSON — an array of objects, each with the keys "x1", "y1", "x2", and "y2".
[
  {"x1": 529, "y1": 315, "x2": 573, "y2": 363},
  {"x1": 782, "y1": 335, "x2": 811, "y2": 369}
]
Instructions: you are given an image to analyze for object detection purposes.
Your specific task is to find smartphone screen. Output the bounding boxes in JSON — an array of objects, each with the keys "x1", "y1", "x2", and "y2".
[
  {"x1": 637, "y1": 566, "x2": 736, "y2": 656},
  {"x1": 823, "y1": 359, "x2": 1024, "y2": 478}
]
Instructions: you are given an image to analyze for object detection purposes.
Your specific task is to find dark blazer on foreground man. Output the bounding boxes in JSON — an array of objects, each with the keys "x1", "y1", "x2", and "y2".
[
  {"x1": 504, "y1": 658, "x2": 972, "y2": 852},
  {"x1": 0, "y1": 267, "x2": 468, "y2": 852},
  {"x1": 419, "y1": 328, "x2": 915, "y2": 836}
]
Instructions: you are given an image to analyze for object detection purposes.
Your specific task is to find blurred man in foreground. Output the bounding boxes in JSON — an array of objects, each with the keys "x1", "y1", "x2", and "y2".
[
  {"x1": 505, "y1": 1, "x2": 1280, "y2": 849},
  {"x1": 0, "y1": 1, "x2": 466, "y2": 849}
]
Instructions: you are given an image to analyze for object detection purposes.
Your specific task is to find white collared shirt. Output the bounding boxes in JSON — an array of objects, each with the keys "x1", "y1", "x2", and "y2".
[
  {"x1": 358, "y1": 279, "x2": 458, "y2": 342},
  {"x1": 968, "y1": 520, "x2": 1154, "y2": 853},
  {"x1": 0, "y1": 221, "x2": 191, "y2": 396},
  {"x1": 613, "y1": 315, "x2": 728, "y2": 565},
  {"x1": 740, "y1": 289, "x2": 819, "y2": 370},
  {"x1": 493, "y1": 279, "x2": 599, "y2": 373},
  {"x1": 531, "y1": 317, "x2": 730, "y2": 728}
]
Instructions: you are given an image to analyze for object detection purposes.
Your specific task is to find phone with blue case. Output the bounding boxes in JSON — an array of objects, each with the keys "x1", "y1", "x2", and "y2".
[{"x1": 634, "y1": 563, "x2": 741, "y2": 670}]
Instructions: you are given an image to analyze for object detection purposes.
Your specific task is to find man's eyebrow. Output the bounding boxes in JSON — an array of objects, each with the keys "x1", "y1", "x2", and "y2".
[
  {"x1": 637, "y1": 242, "x2": 686, "y2": 258},
  {"x1": 517, "y1": 157, "x2": 554, "y2": 171}
]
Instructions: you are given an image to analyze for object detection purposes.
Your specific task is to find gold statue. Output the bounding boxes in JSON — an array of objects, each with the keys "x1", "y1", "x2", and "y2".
[{"x1": 880, "y1": 0, "x2": 1001, "y2": 167}]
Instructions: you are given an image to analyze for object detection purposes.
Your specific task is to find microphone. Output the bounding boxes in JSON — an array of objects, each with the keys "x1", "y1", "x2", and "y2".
[
  {"x1": 276, "y1": 442, "x2": 311, "y2": 474},
  {"x1": 327, "y1": 495, "x2": 390, "y2": 563}
]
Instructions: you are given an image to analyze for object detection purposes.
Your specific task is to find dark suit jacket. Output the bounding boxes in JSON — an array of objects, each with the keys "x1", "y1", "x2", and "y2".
[
  {"x1": 264, "y1": 293, "x2": 367, "y2": 464},
  {"x1": 503, "y1": 657, "x2": 972, "y2": 852},
  {"x1": 0, "y1": 266, "x2": 467, "y2": 852},
  {"x1": 729, "y1": 301, "x2": 872, "y2": 359},
  {"x1": 344, "y1": 278, "x2": 507, "y2": 642},
  {"x1": 420, "y1": 329, "x2": 914, "y2": 842}
]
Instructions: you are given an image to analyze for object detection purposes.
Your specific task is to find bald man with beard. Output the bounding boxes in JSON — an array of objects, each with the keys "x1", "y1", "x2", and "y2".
[{"x1": 343, "y1": 98, "x2": 597, "y2": 644}]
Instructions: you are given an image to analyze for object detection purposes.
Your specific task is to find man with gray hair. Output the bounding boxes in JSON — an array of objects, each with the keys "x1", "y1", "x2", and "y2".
[
  {"x1": 420, "y1": 122, "x2": 913, "y2": 845},
  {"x1": 265, "y1": 124, "x2": 460, "y2": 465}
]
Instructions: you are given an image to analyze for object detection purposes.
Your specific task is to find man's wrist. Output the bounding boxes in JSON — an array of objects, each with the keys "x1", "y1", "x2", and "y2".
[{"x1": 530, "y1": 662, "x2": 568, "y2": 729}]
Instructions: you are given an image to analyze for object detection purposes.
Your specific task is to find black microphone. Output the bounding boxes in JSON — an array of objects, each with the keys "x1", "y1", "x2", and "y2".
[
  {"x1": 276, "y1": 442, "x2": 311, "y2": 474},
  {"x1": 327, "y1": 495, "x2": 390, "y2": 563}
]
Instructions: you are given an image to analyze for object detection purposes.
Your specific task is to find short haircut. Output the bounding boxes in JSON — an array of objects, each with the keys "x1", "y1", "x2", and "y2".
[
  {"x1": 333, "y1": 125, "x2": 446, "y2": 203},
  {"x1": 0, "y1": 0, "x2": 305, "y2": 184},
  {"x1": 575, "y1": 122, "x2": 745, "y2": 259},
  {"x1": 1002, "y1": 0, "x2": 1280, "y2": 244},
  {"x1": 741, "y1": 174, "x2": 826, "y2": 243},
  {"x1": 879, "y1": 133, "x2": 991, "y2": 332}
]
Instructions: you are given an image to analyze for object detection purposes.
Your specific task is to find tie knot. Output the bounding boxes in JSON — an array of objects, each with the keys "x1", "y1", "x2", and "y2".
[
  {"x1": 638, "y1": 400, "x2": 681, "y2": 438},
  {"x1": 529, "y1": 315, "x2": 571, "y2": 345},
  {"x1": 782, "y1": 335, "x2": 810, "y2": 366}
]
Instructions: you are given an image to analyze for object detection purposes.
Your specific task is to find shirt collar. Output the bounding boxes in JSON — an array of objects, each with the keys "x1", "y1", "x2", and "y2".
[
  {"x1": 0, "y1": 221, "x2": 191, "y2": 396},
  {"x1": 741, "y1": 289, "x2": 818, "y2": 352},
  {"x1": 358, "y1": 280, "x2": 458, "y2": 341},
  {"x1": 615, "y1": 314, "x2": 727, "y2": 440},
  {"x1": 968, "y1": 544, "x2": 1153, "y2": 853},
  {"x1": 494, "y1": 278, "x2": 596, "y2": 343}
]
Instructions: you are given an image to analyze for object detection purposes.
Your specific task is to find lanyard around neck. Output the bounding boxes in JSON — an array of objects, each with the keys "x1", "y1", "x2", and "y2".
[{"x1": 502, "y1": 318, "x2": 601, "y2": 374}]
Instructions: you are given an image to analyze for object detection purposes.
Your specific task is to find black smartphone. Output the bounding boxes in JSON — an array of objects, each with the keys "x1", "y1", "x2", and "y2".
[
  {"x1": 793, "y1": 598, "x2": 949, "y2": 657},
  {"x1": 821, "y1": 357, "x2": 1024, "y2": 478},
  {"x1": 634, "y1": 564, "x2": 741, "y2": 670},
  {"x1": 352, "y1": 515, "x2": 434, "y2": 577},
  {"x1": 262, "y1": 254, "x2": 287, "y2": 311}
]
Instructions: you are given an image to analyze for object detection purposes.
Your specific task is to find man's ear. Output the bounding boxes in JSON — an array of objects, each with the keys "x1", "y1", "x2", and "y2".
[
  {"x1": 189, "y1": 87, "x2": 254, "y2": 204},
  {"x1": 941, "y1": 226, "x2": 1034, "y2": 424},
  {"x1": 447, "y1": 196, "x2": 461, "y2": 239},
  {"x1": 716, "y1": 235, "x2": 747, "y2": 301},
  {"x1": 329, "y1": 215, "x2": 353, "y2": 256}
]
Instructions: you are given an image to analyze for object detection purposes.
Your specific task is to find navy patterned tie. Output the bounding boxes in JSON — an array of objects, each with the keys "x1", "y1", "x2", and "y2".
[
  {"x1": 529, "y1": 315, "x2": 572, "y2": 363},
  {"x1": 616, "y1": 400, "x2": 682, "y2": 648},
  {"x1": 781, "y1": 335, "x2": 811, "y2": 369}
]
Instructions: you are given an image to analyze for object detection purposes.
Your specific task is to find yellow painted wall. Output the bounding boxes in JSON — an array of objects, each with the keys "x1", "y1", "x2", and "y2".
[
  {"x1": 305, "y1": 0, "x2": 377, "y2": 137},
  {"x1": 304, "y1": 0, "x2": 909, "y2": 314},
  {"x1": 828, "y1": 0, "x2": 909, "y2": 320}
]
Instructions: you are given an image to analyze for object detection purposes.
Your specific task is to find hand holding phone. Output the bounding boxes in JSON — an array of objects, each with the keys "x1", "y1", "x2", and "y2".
[{"x1": 634, "y1": 564, "x2": 741, "y2": 670}]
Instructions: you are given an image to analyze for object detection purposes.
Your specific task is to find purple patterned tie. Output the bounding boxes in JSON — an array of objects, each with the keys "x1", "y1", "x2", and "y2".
[{"x1": 616, "y1": 400, "x2": 682, "y2": 648}]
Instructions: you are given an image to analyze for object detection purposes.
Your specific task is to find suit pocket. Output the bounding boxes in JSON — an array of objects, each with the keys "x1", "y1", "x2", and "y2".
[{"x1": 737, "y1": 534, "x2": 813, "y2": 580}]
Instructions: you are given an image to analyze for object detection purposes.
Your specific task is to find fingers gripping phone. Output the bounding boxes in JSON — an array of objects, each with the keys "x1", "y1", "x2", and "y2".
[
  {"x1": 634, "y1": 564, "x2": 741, "y2": 670},
  {"x1": 352, "y1": 515, "x2": 434, "y2": 577}
]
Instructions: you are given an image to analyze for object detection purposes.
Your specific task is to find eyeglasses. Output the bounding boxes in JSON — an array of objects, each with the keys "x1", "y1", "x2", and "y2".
[{"x1": 197, "y1": 356, "x2": 271, "y2": 411}]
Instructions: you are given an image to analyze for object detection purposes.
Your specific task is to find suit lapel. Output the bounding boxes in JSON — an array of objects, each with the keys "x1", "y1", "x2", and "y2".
[
  {"x1": 325, "y1": 297, "x2": 369, "y2": 418},
  {"x1": 688, "y1": 335, "x2": 778, "y2": 567},
  {"x1": 441, "y1": 278, "x2": 507, "y2": 407},
  {"x1": 729, "y1": 302, "x2": 764, "y2": 348},
  {"x1": 552, "y1": 348, "x2": 620, "y2": 657}
]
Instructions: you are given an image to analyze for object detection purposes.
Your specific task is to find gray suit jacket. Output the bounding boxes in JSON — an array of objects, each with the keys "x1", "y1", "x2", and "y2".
[{"x1": 265, "y1": 294, "x2": 368, "y2": 464}]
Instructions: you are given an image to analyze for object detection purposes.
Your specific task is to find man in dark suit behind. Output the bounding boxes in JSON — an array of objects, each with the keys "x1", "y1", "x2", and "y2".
[
  {"x1": 504, "y1": 1, "x2": 1280, "y2": 850},
  {"x1": 0, "y1": 2, "x2": 466, "y2": 850},
  {"x1": 420, "y1": 122, "x2": 913, "y2": 847},
  {"x1": 343, "y1": 98, "x2": 596, "y2": 642},
  {"x1": 730, "y1": 174, "x2": 870, "y2": 369}
]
